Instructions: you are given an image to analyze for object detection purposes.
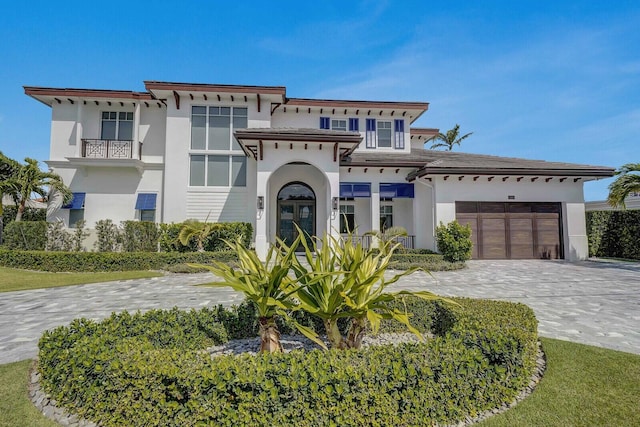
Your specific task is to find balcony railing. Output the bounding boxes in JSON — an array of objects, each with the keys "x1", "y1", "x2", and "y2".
[
  {"x1": 81, "y1": 139, "x2": 142, "y2": 160},
  {"x1": 340, "y1": 234, "x2": 415, "y2": 249}
]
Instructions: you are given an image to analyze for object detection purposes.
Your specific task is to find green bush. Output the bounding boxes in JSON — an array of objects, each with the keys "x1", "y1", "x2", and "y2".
[
  {"x1": 436, "y1": 220, "x2": 473, "y2": 262},
  {"x1": 121, "y1": 221, "x2": 161, "y2": 252},
  {"x1": 0, "y1": 249, "x2": 238, "y2": 272},
  {"x1": 586, "y1": 210, "x2": 640, "y2": 260},
  {"x1": 94, "y1": 219, "x2": 121, "y2": 252},
  {"x1": 159, "y1": 221, "x2": 253, "y2": 252},
  {"x1": 37, "y1": 297, "x2": 538, "y2": 426},
  {"x1": 1, "y1": 206, "x2": 46, "y2": 227},
  {"x1": 2, "y1": 221, "x2": 47, "y2": 250}
]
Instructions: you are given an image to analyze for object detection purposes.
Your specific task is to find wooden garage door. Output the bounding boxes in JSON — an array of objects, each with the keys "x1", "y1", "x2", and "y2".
[{"x1": 456, "y1": 202, "x2": 563, "y2": 260}]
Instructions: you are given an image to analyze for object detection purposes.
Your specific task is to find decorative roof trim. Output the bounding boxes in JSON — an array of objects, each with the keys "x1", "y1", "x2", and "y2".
[
  {"x1": 144, "y1": 81, "x2": 286, "y2": 95},
  {"x1": 286, "y1": 97, "x2": 429, "y2": 111},
  {"x1": 407, "y1": 167, "x2": 615, "y2": 181}
]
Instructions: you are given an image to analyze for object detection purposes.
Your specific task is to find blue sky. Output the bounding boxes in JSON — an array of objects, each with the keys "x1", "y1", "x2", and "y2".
[{"x1": 1, "y1": 0, "x2": 638, "y2": 201}]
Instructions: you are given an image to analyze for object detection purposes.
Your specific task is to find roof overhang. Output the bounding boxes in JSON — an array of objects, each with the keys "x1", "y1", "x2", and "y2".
[
  {"x1": 24, "y1": 86, "x2": 154, "y2": 107},
  {"x1": 407, "y1": 166, "x2": 616, "y2": 182},
  {"x1": 234, "y1": 128, "x2": 362, "y2": 161},
  {"x1": 410, "y1": 127, "x2": 439, "y2": 141},
  {"x1": 285, "y1": 98, "x2": 429, "y2": 124}
]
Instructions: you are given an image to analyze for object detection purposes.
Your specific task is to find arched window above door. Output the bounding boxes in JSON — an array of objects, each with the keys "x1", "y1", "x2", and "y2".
[{"x1": 277, "y1": 182, "x2": 315, "y2": 201}]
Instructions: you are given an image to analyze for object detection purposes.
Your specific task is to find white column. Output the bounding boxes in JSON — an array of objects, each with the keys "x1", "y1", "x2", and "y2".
[
  {"x1": 255, "y1": 170, "x2": 271, "y2": 260},
  {"x1": 370, "y1": 181, "x2": 380, "y2": 247},
  {"x1": 133, "y1": 102, "x2": 141, "y2": 159},
  {"x1": 327, "y1": 171, "x2": 340, "y2": 238},
  {"x1": 75, "y1": 100, "x2": 83, "y2": 156}
]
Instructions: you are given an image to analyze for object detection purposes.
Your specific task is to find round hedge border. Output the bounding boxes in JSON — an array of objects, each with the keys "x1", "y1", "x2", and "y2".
[
  {"x1": 33, "y1": 299, "x2": 540, "y2": 426},
  {"x1": 28, "y1": 343, "x2": 546, "y2": 427}
]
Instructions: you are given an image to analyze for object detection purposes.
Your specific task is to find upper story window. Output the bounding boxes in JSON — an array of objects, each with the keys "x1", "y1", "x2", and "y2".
[
  {"x1": 191, "y1": 106, "x2": 247, "y2": 151},
  {"x1": 101, "y1": 112, "x2": 133, "y2": 140},
  {"x1": 377, "y1": 121, "x2": 392, "y2": 147},
  {"x1": 331, "y1": 119, "x2": 347, "y2": 131}
]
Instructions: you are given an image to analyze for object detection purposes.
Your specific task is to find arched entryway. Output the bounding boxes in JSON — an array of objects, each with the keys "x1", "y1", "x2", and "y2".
[{"x1": 277, "y1": 181, "x2": 316, "y2": 247}]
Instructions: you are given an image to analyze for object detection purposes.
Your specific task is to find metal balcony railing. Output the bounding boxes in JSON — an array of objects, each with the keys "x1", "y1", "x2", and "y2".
[
  {"x1": 340, "y1": 234, "x2": 415, "y2": 249},
  {"x1": 81, "y1": 139, "x2": 142, "y2": 160}
]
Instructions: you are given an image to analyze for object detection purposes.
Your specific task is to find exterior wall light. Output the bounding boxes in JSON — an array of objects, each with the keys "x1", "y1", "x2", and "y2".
[
  {"x1": 257, "y1": 196, "x2": 264, "y2": 210},
  {"x1": 332, "y1": 197, "x2": 339, "y2": 211}
]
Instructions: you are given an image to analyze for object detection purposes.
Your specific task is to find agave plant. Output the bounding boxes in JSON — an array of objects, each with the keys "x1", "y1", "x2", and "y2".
[
  {"x1": 292, "y1": 224, "x2": 452, "y2": 350},
  {"x1": 189, "y1": 235, "x2": 323, "y2": 353}
]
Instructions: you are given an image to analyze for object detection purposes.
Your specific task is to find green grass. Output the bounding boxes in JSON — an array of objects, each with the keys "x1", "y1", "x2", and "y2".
[
  {"x1": 1, "y1": 338, "x2": 639, "y2": 426},
  {"x1": 480, "y1": 338, "x2": 640, "y2": 427},
  {"x1": 0, "y1": 361, "x2": 58, "y2": 427},
  {"x1": 0, "y1": 267, "x2": 162, "y2": 293}
]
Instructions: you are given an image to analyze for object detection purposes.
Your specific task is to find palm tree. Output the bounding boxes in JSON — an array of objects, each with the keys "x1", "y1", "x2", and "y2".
[
  {"x1": 430, "y1": 124, "x2": 473, "y2": 151},
  {"x1": 0, "y1": 152, "x2": 20, "y2": 244},
  {"x1": 177, "y1": 218, "x2": 222, "y2": 252},
  {"x1": 607, "y1": 163, "x2": 640, "y2": 209},
  {"x1": 12, "y1": 158, "x2": 71, "y2": 222}
]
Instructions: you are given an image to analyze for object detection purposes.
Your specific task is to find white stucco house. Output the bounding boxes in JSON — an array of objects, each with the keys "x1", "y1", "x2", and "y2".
[{"x1": 25, "y1": 81, "x2": 614, "y2": 260}]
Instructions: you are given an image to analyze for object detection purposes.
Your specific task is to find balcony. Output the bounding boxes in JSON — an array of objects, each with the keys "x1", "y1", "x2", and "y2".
[
  {"x1": 81, "y1": 139, "x2": 141, "y2": 160},
  {"x1": 341, "y1": 234, "x2": 415, "y2": 249}
]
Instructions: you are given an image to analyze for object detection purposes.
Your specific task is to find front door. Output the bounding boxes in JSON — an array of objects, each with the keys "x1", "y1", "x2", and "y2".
[{"x1": 277, "y1": 182, "x2": 316, "y2": 249}]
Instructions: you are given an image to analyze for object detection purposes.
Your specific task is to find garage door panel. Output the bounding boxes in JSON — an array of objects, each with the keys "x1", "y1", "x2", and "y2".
[
  {"x1": 455, "y1": 202, "x2": 562, "y2": 260},
  {"x1": 457, "y1": 215, "x2": 478, "y2": 259},
  {"x1": 480, "y1": 217, "x2": 507, "y2": 259},
  {"x1": 509, "y1": 217, "x2": 534, "y2": 258}
]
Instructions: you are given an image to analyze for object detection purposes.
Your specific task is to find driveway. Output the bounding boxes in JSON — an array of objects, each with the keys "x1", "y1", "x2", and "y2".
[{"x1": 1, "y1": 259, "x2": 639, "y2": 364}]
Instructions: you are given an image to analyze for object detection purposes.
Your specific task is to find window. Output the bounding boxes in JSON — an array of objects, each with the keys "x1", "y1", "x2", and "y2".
[
  {"x1": 191, "y1": 106, "x2": 246, "y2": 150},
  {"x1": 69, "y1": 209, "x2": 84, "y2": 228},
  {"x1": 190, "y1": 155, "x2": 247, "y2": 187},
  {"x1": 135, "y1": 193, "x2": 157, "y2": 222},
  {"x1": 190, "y1": 106, "x2": 248, "y2": 187},
  {"x1": 331, "y1": 119, "x2": 347, "y2": 131},
  {"x1": 101, "y1": 112, "x2": 133, "y2": 140},
  {"x1": 339, "y1": 204, "x2": 355, "y2": 233},
  {"x1": 377, "y1": 121, "x2": 392, "y2": 147},
  {"x1": 380, "y1": 205, "x2": 393, "y2": 230},
  {"x1": 365, "y1": 119, "x2": 376, "y2": 148}
]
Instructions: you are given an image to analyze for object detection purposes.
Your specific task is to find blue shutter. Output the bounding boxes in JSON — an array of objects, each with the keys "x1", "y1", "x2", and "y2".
[
  {"x1": 340, "y1": 183, "x2": 371, "y2": 198},
  {"x1": 135, "y1": 193, "x2": 157, "y2": 210},
  {"x1": 62, "y1": 192, "x2": 86, "y2": 209},
  {"x1": 394, "y1": 119, "x2": 405, "y2": 149},
  {"x1": 348, "y1": 118, "x2": 359, "y2": 132},
  {"x1": 339, "y1": 183, "x2": 353, "y2": 198},
  {"x1": 379, "y1": 183, "x2": 414, "y2": 199},
  {"x1": 365, "y1": 118, "x2": 376, "y2": 148},
  {"x1": 320, "y1": 117, "x2": 330, "y2": 129}
]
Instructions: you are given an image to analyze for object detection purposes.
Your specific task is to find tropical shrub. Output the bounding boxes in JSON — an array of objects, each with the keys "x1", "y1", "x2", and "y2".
[
  {"x1": 45, "y1": 220, "x2": 73, "y2": 251},
  {"x1": 586, "y1": 210, "x2": 640, "y2": 260},
  {"x1": 1, "y1": 220, "x2": 47, "y2": 250},
  {"x1": 0, "y1": 249, "x2": 237, "y2": 272},
  {"x1": 37, "y1": 297, "x2": 538, "y2": 427},
  {"x1": 436, "y1": 220, "x2": 473, "y2": 262},
  {"x1": 159, "y1": 221, "x2": 253, "y2": 252},
  {"x1": 121, "y1": 220, "x2": 160, "y2": 252},
  {"x1": 94, "y1": 219, "x2": 121, "y2": 252}
]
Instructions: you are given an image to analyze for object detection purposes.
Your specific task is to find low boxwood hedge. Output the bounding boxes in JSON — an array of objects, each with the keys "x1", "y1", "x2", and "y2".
[
  {"x1": 0, "y1": 249, "x2": 237, "y2": 272},
  {"x1": 37, "y1": 297, "x2": 538, "y2": 426}
]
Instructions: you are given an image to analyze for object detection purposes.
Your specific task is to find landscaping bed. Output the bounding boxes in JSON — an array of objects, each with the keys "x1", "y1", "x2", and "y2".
[{"x1": 36, "y1": 297, "x2": 538, "y2": 426}]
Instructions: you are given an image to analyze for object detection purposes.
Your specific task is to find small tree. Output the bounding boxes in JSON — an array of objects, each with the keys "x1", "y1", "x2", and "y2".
[
  {"x1": 436, "y1": 221, "x2": 473, "y2": 262},
  {"x1": 607, "y1": 163, "x2": 640, "y2": 209},
  {"x1": 94, "y1": 219, "x2": 121, "y2": 252},
  {"x1": 0, "y1": 152, "x2": 19, "y2": 245},
  {"x1": 46, "y1": 220, "x2": 73, "y2": 251},
  {"x1": 178, "y1": 218, "x2": 221, "y2": 252},
  {"x1": 430, "y1": 124, "x2": 473, "y2": 151},
  {"x1": 71, "y1": 220, "x2": 89, "y2": 252}
]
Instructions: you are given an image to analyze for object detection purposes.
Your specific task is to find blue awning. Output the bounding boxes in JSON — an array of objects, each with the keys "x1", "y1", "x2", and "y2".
[
  {"x1": 135, "y1": 193, "x2": 157, "y2": 210},
  {"x1": 62, "y1": 192, "x2": 85, "y2": 209},
  {"x1": 379, "y1": 183, "x2": 414, "y2": 199},
  {"x1": 340, "y1": 183, "x2": 371, "y2": 198}
]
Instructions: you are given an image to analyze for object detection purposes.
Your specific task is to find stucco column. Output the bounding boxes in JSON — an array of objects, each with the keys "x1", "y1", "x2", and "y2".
[
  {"x1": 327, "y1": 171, "x2": 340, "y2": 238},
  {"x1": 75, "y1": 100, "x2": 83, "y2": 155},
  {"x1": 370, "y1": 182, "x2": 380, "y2": 247},
  {"x1": 133, "y1": 102, "x2": 141, "y2": 159},
  {"x1": 255, "y1": 170, "x2": 271, "y2": 260}
]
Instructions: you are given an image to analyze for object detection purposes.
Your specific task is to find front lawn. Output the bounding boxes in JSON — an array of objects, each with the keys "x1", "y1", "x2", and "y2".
[
  {"x1": 0, "y1": 267, "x2": 162, "y2": 293},
  {"x1": 2, "y1": 338, "x2": 638, "y2": 427}
]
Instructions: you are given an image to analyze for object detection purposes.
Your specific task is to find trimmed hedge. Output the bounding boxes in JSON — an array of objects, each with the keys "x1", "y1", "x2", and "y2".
[
  {"x1": 436, "y1": 220, "x2": 473, "y2": 262},
  {"x1": 37, "y1": 297, "x2": 538, "y2": 426},
  {"x1": 388, "y1": 253, "x2": 466, "y2": 271},
  {"x1": 1, "y1": 206, "x2": 46, "y2": 226},
  {"x1": 586, "y1": 210, "x2": 640, "y2": 260},
  {"x1": 0, "y1": 249, "x2": 237, "y2": 272},
  {"x1": 159, "y1": 222, "x2": 253, "y2": 252},
  {"x1": 1, "y1": 221, "x2": 47, "y2": 250}
]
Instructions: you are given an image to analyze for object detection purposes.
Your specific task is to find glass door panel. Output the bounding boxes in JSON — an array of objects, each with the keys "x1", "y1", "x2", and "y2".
[{"x1": 278, "y1": 203, "x2": 296, "y2": 246}]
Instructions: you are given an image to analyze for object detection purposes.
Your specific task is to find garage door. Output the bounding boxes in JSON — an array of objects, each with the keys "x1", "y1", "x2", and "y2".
[{"x1": 455, "y1": 202, "x2": 563, "y2": 260}]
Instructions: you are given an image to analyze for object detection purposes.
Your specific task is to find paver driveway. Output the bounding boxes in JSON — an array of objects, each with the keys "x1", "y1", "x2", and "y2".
[{"x1": 1, "y1": 259, "x2": 639, "y2": 363}]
